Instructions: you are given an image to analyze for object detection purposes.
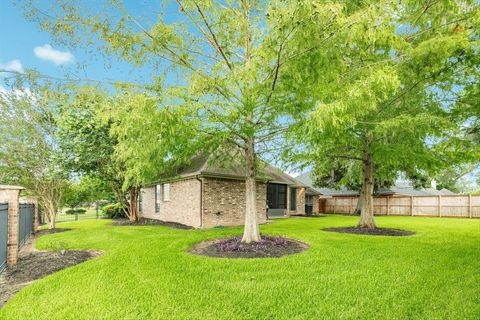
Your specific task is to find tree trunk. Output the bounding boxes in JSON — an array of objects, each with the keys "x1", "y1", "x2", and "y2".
[
  {"x1": 357, "y1": 148, "x2": 376, "y2": 229},
  {"x1": 127, "y1": 187, "x2": 139, "y2": 222},
  {"x1": 45, "y1": 202, "x2": 56, "y2": 229},
  {"x1": 241, "y1": 138, "x2": 261, "y2": 243},
  {"x1": 48, "y1": 216, "x2": 56, "y2": 229},
  {"x1": 353, "y1": 184, "x2": 364, "y2": 215}
]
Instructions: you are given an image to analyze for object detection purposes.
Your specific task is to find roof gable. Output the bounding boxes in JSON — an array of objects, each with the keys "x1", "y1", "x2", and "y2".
[{"x1": 152, "y1": 151, "x2": 306, "y2": 187}]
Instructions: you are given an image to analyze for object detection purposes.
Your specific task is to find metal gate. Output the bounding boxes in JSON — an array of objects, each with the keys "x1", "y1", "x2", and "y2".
[
  {"x1": 19, "y1": 203, "x2": 34, "y2": 248},
  {"x1": 0, "y1": 203, "x2": 8, "y2": 272}
]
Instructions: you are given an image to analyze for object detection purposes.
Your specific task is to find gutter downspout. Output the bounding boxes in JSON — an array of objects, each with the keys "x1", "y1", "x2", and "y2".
[{"x1": 196, "y1": 175, "x2": 203, "y2": 228}]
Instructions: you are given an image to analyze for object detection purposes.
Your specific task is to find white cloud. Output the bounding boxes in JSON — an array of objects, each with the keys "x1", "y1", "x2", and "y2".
[
  {"x1": 0, "y1": 59, "x2": 24, "y2": 73},
  {"x1": 33, "y1": 44, "x2": 75, "y2": 65}
]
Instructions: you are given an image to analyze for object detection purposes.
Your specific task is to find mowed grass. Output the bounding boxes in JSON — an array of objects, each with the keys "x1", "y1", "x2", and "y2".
[{"x1": 1, "y1": 215, "x2": 479, "y2": 320}]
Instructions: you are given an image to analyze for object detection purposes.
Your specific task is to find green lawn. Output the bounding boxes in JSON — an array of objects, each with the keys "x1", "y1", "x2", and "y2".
[{"x1": 1, "y1": 215, "x2": 479, "y2": 319}]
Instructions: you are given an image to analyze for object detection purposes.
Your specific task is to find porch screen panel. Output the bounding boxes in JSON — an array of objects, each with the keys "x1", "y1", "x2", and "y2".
[
  {"x1": 290, "y1": 187, "x2": 297, "y2": 210},
  {"x1": 267, "y1": 184, "x2": 287, "y2": 209}
]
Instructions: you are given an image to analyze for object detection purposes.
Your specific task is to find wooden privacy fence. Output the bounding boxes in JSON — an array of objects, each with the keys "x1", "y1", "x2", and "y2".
[{"x1": 325, "y1": 194, "x2": 480, "y2": 218}]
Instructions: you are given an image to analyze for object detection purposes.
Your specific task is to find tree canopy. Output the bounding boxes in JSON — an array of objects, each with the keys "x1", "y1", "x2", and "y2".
[
  {"x1": 21, "y1": 0, "x2": 400, "y2": 241},
  {"x1": 14, "y1": 0, "x2": 480, "y2": 234},
  {"x1": 0, "y1": 81, "x2": 67, "y2": 229},
  {"x1": 287, "y1": 0, "x2": 479, "y2": 228}
]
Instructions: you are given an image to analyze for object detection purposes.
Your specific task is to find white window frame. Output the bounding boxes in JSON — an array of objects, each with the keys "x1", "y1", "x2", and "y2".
[{"x1": 163, "y1": 183, "x2": 171, "y2": 202}]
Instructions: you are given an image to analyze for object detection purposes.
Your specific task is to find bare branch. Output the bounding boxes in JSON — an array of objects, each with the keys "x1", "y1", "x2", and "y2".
[{"x1": 193, "y1": 1, "x2": 234, "y2": 71}]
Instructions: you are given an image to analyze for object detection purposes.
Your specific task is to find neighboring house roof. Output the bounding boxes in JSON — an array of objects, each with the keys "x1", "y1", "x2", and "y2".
[
  {"x1": 150, "y1": 153, "x2": 307, "y2": 187},
  {"x1": 295, "y1": 172, "x2": 358, "y2": 196},
  {"x1": 295, "y1": 172, "x2": 457, "y2": 197}
]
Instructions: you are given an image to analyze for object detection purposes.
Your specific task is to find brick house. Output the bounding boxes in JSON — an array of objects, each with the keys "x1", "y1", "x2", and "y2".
[{"x1": 138, "y1": 154, "x2": 320, "y2": 228}]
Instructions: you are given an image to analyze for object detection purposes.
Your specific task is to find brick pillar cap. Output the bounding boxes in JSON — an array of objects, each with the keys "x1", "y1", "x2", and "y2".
[{"x1": 0, "y1": 185, "x2": 25, "y2": 190}]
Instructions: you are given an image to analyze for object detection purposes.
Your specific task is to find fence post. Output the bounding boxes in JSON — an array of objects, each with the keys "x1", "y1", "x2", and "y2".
[
  {"x1": 468, "y1": 194, "x2": 472, "y2": 219},
  {"x1": 96, "y1": 202, "x2": 99, "y2": 219},
  {"x1": 410, "y1": 196, "x2": 414, "y2": 216},
  {"x1": 438, "y1": 195, "x2": 442, "y2": 217},
  {"x1": 333, "y1": 197, "x2": 336, "y2": 214},
  {"x1": 0, "y1": 185, "x2": 24, "y2": 267}
]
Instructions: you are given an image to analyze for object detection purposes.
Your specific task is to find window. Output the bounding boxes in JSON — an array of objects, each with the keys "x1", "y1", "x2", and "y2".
[
  {"x1": 138, "y1": 189, "x2": 143, "y2": 212},
  {"x1": 155, "y1": 185, "x2": 161, "y2": 213},
  {"x1": 163, "y1": 183, "x2": 171, "y2": 202},
  {"x1": 290, "y1": 187, "x2": 297, "y2": 211}
]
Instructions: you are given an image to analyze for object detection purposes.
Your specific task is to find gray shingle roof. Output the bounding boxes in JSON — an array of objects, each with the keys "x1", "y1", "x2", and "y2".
[{"x1": 152, "y1": 153, "x2": 307, "y2": 187}]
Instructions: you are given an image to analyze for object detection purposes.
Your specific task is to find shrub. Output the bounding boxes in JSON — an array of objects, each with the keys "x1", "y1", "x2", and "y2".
[
  {"x1": 102, "y1": 203, "x2": 127, "y2": 219},
  {"x1": 65, "y1": 208, "x2": 88, "y2": 215}
]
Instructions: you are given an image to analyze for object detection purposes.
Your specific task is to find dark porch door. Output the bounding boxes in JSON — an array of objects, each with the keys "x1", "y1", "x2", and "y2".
[
  {"x1": 305, "y1": 195, "x2": 313, "y2": 215},
  {"x1": 267, "y1": 183, "x2": 287, "y2": 217}
]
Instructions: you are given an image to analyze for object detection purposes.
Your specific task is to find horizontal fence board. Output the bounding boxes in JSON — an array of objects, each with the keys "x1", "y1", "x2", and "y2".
[{"x1": 324, "y1": 195, "x2": 480, "y2": 218}]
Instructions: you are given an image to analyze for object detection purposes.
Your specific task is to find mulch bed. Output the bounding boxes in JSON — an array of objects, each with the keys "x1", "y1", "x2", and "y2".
[
  {"x1": 36, "y1": 228, "x2": 72, "y2": 235},
  {"x1": 189, "y1": 235, "x2": 309, "y2": 259},
  {"x1": 323, "y1": 226, "x2": 415, "y2": 236},
  {"x1": 0, "y1": 229, "x2": 102, "y2": 308},
  {"x1": 111, "y1": 218, "x2": 194, "y2": 229}
]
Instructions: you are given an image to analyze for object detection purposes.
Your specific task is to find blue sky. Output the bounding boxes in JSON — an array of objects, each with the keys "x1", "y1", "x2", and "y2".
[{"x1": 0, "y1": 0, "x2": 175, "y2": 86}]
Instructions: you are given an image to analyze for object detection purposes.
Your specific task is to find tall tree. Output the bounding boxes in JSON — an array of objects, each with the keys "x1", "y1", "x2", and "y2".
[
  {"x1": 0, "y1": 83, "x2": 67, "y2": 229},
  {"x1": 99, "y1": 91, "x2": 202, "y2": 221},
  {"x1": 22, "y1": 0, "x2": 384, "y2": 241},
  {"x1": 288, "y1": 1, "x2": 479, "y2": 228},
  {"x1": 62, "y1": 175, "x2": 114, "y2": 210},
  {"x1": 55, "y1": 86, "x2": 141, "y2": 219}
]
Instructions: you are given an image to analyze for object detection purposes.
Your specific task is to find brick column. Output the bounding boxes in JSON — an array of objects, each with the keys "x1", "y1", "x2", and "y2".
[
  {"x1": 312, "y1": 195, "x2": 320, "y2": 214},
  {"x1": 296, "y1": 188, "x2": 306, "y2": 215},
  {"x1": 1, "y1": 186, "x2": 24, "y2": 267}
]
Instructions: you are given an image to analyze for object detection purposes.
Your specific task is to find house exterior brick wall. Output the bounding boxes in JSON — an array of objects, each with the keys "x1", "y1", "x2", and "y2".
[
  {"x1": 287, "y1": 186, "x2": 306, "y2": 215},
  {"x1": 312, "y1": 195, "x2": 320, "y2": 214},
  {"x1": 140, "y1": 178, "x2": 202, "y2": 228},
  {"x1": 139, "y1": 187, "x2": 156, "y2": 219},
  {"x1": 201, "y1": 177, "x2": 267, "y2": 228}
]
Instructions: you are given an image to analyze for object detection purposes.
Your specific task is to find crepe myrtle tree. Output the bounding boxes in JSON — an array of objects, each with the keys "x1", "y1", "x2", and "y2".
[
  {"x1": 22, "y1": 0, "x2": 387, "y2": 241},
  {"x1": 98, "y1": 91, "x2": 203, "y2": 222},
  {"x1": 56, "y1": 86, "x2": 144, "y2": 221},
  {"x1": 287, "y1": 1, "x2": 479, "y2": 229},
  {"x1": 0, "y1": 82, "x2": 68, "y2": 229}
]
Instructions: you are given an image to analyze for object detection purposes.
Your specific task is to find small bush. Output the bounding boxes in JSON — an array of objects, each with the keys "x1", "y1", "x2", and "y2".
[
  {"x1": 102, "y1": 203, "x2": 127, "y2": 219},
  {"x1": 65, "y1": 208, "x2": 88, "y2": 215}
]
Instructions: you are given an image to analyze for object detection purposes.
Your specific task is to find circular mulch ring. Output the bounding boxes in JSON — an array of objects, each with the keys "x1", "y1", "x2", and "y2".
[
  {"x1": 189, "y1": 235, "x2": 309, "y2": 259},
  {"x1": 323, "y1": 226, "x2": 415, "y2": 236}
]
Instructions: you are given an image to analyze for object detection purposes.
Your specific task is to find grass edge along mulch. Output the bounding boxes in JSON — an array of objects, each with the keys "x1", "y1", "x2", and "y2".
[
  {"x1": 322, "y1": 226, "x2": 416, "y2": 236},
  {"x1": 111, "y1": 218, "x2": 194, "y2": 229},
  {"x1": 0, "y1": 229, "x2": 102, "y2": 308},
  {"x1": 188, "y1": 235, "x2": 309, "y2": 258}
]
